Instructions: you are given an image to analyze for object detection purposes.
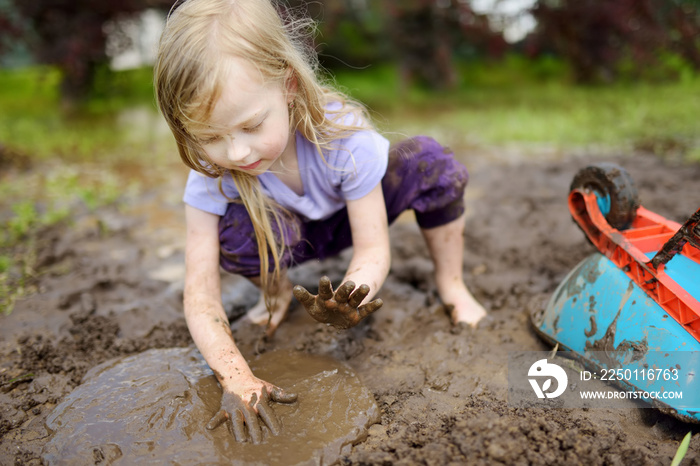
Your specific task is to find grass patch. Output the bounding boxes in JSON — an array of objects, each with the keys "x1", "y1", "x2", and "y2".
[
  {"x1": 333, "y1": 61, "x2": 700, "y2": 160},
  {"x1": 0, "y1": 164, "x2": 135, "y2": 314},
  {"x1": 2, "y1": 61, "x2": 698, "y2": 162},
  {"x1": 0, "y1": 66, "x2": 168, "y2": 162},
  {"x1": 0, "y1": 65, "x2": 177, "y2": 314}
]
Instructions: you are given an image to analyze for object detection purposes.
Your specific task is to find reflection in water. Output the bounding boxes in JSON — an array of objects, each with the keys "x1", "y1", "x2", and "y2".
[{"x1": 42, "y1": 347, "x2": 379, "y2": 465}]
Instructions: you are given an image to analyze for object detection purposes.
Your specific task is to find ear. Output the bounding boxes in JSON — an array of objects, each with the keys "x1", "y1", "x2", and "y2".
[{"x1": 285, "y1": 68, "x2": 298, "y2": 103}]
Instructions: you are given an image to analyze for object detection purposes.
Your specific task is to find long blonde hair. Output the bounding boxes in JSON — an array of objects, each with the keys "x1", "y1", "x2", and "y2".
[{"x1": 154, "y1": 0, "x2": 371, "y2": 315}]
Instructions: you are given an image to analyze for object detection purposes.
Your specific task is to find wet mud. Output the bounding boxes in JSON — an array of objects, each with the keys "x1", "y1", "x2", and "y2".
[
  {"x1": 42, "y1": 348, "x2": 377, "y2": 465},
  {"x1": 2, "y1": 151, "x2": 700, "y2": 465}
]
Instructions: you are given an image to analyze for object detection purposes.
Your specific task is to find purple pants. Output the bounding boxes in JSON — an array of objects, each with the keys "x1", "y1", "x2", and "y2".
[{"x1": 219, "y1": 136, "x2": 468, "y2": 277}]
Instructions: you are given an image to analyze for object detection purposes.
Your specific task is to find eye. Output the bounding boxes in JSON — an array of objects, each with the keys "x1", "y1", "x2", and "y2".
[
  {"x1": 243, "y1": 121, "x2": 263, "y2": 133},
  {"x1": 198, "y1": 135, "x2": 221, "y2": 145}
]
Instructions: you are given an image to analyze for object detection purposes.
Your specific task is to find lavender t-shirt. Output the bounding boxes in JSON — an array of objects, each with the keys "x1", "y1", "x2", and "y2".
[{"x1": 183, "y1": 129, "x2": 390, "y2": 221}]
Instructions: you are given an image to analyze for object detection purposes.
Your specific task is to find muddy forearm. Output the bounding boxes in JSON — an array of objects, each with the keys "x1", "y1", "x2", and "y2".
[
  {"x1": 183, "y1": 294, "x2": 255, "y2": 389},
  {"x1": 182, "y1": 206, "x2": 257, "y2": 391}
]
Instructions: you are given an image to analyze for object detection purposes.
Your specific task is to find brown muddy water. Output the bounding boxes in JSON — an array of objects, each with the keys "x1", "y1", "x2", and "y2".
[
  {"x1": 1, "y1": 147, "x2": 700, "y2": 465},
  {"x1": 42, "y1": 348, "x2": 378, "y2": 465}
]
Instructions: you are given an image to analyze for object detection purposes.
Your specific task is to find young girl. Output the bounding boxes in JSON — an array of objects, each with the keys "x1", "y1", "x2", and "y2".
[{"x1": 155, "y1": 0, "x2": 486, "y2": 444}]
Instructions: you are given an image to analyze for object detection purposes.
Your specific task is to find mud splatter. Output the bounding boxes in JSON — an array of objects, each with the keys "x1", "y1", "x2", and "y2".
[{"x1": 584, "y1": 315, "x2": 598, "y2": 338}]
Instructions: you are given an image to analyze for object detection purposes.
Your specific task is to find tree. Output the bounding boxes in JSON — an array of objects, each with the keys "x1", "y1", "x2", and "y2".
[
  {"x1": 0, "y1": 0, "x2": 173, "y2": 100},
  {"x1": 529, "y1": 0, "x2": 700, "y2": 83},
  {"x1": 287, "y1": 0, "x2": 505, "y2": 90},
  {"x1": 0, "y1": 0, "x2": 512, "y2": 98}
]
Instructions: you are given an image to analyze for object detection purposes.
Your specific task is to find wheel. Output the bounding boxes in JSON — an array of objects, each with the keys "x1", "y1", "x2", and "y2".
[{"x1": 570, "y1": 162, "x2": 640, "y2": 230}]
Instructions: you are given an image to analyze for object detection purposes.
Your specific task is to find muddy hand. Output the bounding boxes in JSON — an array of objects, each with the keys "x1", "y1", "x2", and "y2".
[
  {"x1": 293, "y1": 276, "x2": 383, "y2": 329},
  {"x1": 206, "y1": 386, "x2": 297, "y2": 444}
]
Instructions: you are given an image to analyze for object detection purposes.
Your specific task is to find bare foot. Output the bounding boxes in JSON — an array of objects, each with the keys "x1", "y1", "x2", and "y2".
[
  {"x1": 244, "y1": 295, "x2": 269, "y2": 324},
  {"x1": 438, "y1": 282, "x2": 487, "y2": 327},
  {"x1": 244, "y1": 289, "x2": 292, "y2": 337}
]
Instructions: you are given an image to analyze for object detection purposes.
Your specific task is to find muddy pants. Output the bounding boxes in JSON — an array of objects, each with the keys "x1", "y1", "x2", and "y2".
[{"x1": 218, "y1": 136, "x2": 469, "y2": 277}]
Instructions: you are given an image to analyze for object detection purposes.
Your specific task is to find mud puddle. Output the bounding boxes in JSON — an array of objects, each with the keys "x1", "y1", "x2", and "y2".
[{"x1": 42, "y1": 348, "x2": 377, "y2": 465}]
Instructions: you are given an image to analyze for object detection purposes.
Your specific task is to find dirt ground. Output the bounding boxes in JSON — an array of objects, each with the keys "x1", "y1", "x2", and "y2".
[{"x1": 1, "y1": 148, "x2": 699, "y2": 465}]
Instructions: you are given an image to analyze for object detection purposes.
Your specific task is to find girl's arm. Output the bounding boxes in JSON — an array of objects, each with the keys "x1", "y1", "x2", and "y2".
[
  {"x1": 293, "y1": 183, "x2": 390, "y2": 327},
  {"x1": 183, "y1": 205, "x2": 296, "y2": 443},
  {"x1": 342, "y1": 183, "x2": 391, "y2": 298}
]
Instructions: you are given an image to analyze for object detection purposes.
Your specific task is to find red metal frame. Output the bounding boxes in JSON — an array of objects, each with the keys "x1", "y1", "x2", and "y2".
[{"x1": 568, "y1": 189, "x2": 700, "y2": 342}]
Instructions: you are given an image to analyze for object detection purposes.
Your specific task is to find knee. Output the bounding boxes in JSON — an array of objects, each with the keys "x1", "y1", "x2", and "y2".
[
  {"x1": 389, "y1": 136, "x2": 461, "y2": 167},
  {"x1": 388, "y1": 136, "x2": 468, "y2": 188},
  {"x1": 390, "y1": 136, "x2": 447, "y2": 158}
]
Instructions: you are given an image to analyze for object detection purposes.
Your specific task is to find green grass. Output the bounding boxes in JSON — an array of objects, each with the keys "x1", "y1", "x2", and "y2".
[
  {"x1": 0, "y1": 66, "x2": 166, "y2": 162},
  {"x1": 0, "y1": 66, "x2": 175, "y2": 314},
  {"x1": 0, "y1": 165, "x2": 138, "y2": 314},
  {"x1": 671, "y1": 432, "x2": 692, "y2": 466},
  {"x1": 2, "y1": 61, "x2": 699, "y2": 162},
  {"x1": 333, "y1": 60, "x2": 700, "y2": 160}
]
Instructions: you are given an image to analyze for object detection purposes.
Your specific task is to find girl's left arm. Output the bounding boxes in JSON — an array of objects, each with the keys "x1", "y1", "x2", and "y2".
[
  {"x1": 292, "y1": 183, "x2": 390, "y2": 328},
  {"x1": 342, "y1": 182, "x2": 391, "y2": 300}
]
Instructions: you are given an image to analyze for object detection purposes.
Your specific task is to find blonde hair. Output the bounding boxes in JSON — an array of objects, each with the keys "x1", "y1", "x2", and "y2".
[{"x1": 154, "y1": 0, "x2": 371, "y2": 317}]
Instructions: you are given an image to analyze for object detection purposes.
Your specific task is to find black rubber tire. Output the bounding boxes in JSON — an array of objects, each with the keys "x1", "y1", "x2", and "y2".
[{"x1": 570, "y1": 162, "x2": 640, "y2": 230}]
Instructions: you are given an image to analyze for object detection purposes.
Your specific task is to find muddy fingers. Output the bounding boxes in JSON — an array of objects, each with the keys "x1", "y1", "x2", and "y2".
[
  {"x1": 358, "y1": 298, "x2": 383, "y2": 319},
  {"x1": 256, "y1": 388, "x2": 280, "y2": 436},
  {"x1": 294, "y1": 277, "x2": 383, "y2": 329},
  {"x1": 270, "y1": 387, "x2": 298, "y2": 404},
  {"x1": 207, "y1": 385, "x2": 296, "y2": 444},
  {"x1": 334, "y1": 281, "x2": 355, "y2": 303},
  {"x1": 206, "y1": 409, "x2": 229, "y2": 430},
  {"x1": 318, "y1": 276, "x2": 334, "y2": 300},
  {"x1": 231, "y1": 410, "x2": 248, "y2": 443}
]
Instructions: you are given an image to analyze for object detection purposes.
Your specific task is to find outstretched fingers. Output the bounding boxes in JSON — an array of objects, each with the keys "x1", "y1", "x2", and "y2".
[
  {"x1": 207, "y1": 386, "x2": 298, "y2": 444},
  {"x1": 347, "y1": 284, "x2": 370, "y2": 308},
  {"x1": 318, "y1": 276, "x2": 334, "y2": 301},
  {"x1": 292, "y1": 285, "x2": 315, "y2": 308},
  {"x1": 256, "y1": 387, "x2": 281, "y2": 436},
  {"x1": 206, "y1": 409, "x2": 229, "y2": 430},
  {"x1": 334, "y1": 281, "x2": 356, "y2": 303},
  {"x1": 230, "y1": 410, "x2": 248, "y2": 443},
  {"x1": 294, "y1": 277, "x2": 381, "y2": 327},
  {"x1": 358, "y1": 298, "x2": 383, "y2": 319},
  {"x1": 270, "y1": 387, "x2": 298, "y2": 403}
]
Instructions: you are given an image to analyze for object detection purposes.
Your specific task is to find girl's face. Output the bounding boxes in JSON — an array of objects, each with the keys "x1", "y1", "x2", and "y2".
[{"x1": 194, "y1": 56, "x2": 296, "y2": 174}]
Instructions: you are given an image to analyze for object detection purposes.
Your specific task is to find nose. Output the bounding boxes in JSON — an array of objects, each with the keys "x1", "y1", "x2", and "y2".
[{"x1": 225, "y1": 135, "x2": 251, "y2": 162}]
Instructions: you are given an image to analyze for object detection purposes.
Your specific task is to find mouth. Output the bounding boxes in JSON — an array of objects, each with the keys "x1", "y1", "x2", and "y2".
[{"x1": 238, "y1": 160, "x2": 262, "y2": 170}]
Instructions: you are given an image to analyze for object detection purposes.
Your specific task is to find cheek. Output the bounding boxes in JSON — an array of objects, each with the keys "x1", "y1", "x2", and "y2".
[
  {"x1": 263, "y1": 130, "x2": 288, "y2": 154},
  {"x1": 202, "y1": 146, "x2": 219, "y2": 162},
  {"x1": 203, "y1": 142, "x2": 228, "y2": 165}
]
